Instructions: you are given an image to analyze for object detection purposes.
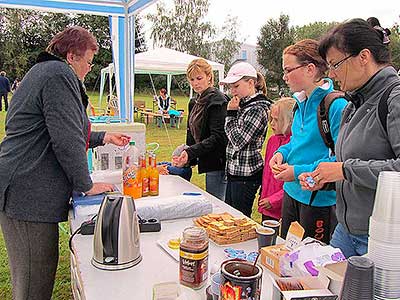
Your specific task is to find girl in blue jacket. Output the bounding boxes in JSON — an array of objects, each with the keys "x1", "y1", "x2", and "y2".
[{"x1": 269, "y1": 39, "x2": 347, "y2": 244}]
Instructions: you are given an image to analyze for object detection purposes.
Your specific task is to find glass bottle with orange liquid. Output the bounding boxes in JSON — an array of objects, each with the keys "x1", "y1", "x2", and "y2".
[
  {"x1": 149, "y1": 153, "x2": 159, "y2": 196},
  {"x1": 122, "y1": 141, "x2": 142, "y2": 199},
  {"x1": 141, "y1": 153, "x2": 149, "y2": 197}
]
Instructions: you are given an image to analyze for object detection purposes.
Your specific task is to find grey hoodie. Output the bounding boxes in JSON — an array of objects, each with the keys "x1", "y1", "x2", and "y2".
[{"x1": 336, "y1": 66, "x2": 400, "y2": 235}]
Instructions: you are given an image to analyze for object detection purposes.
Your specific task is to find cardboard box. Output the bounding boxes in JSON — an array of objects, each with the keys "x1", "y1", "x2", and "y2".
[
  {"x1": 260, "y1": 222, "x2": 305, "y2": 276},
  {"x1": 270, "y1": 274, "x2": 338, "y2": 300},
  {"x1": 260, "y1": 244, "x2": 289, "y2": 276},
  {"x1": 317, "y1": 261, "x2": 347, "y2": 296}
]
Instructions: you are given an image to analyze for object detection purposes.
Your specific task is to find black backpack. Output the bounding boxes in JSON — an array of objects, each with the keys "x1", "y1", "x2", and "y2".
[{"x1": 377, "y1": 80, "x2": 400, "y2": 134}]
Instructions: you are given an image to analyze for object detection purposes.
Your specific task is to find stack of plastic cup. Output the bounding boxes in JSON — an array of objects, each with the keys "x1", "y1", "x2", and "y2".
[
  {"x1": 340, "y1": 256, "x2": 375, "y2": 300},
  {"x1": 368, "y1": 171, "x2": 400, "y2": 300}
]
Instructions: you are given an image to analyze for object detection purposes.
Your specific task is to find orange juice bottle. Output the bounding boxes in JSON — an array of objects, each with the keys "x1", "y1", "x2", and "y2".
[
  {"x1": 141, "y1": 153, "x2": 149, "y2": 197},
  {"x1": 122, "y1": 141, "x2": 142, "y2": 199},
  {"x1": 149, "y1": 153, "x2": 159, "y2": 196}
]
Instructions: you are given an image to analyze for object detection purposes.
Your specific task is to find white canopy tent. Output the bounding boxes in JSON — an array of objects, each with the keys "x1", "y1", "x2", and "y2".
[
  {"x1": 99, "y1": 47, "x2": 225, "y2": 106},
  {"x1": 0, "y1": 0, "x2": 158, "y2": 122}
]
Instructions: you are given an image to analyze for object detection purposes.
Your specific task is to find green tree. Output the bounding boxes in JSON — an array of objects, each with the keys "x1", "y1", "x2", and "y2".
[
  {"x1": 73, "y1": 14, "x2": 112, "y2": 89},
  {"x1": 134, "y1": 15, "x2": 147, "y2": 53},
  {"x1": 257, "y1": 14, "x2": 294, "y2": 92},
  {"x1": 0, "y1": 9, "x2": 148, "y2": 91},
  {"x1": 294, "y1": 21, "x2": 337, "y2": 41},
  {"x1": 147, "y1": 0, "x2": 215, "y2": 57},
  {"x1": 390, "y1": 24, "x2": 400, "y2": 71},
  {"x1": 210, "y1": 15, "x2": 242, "y2": 73}
]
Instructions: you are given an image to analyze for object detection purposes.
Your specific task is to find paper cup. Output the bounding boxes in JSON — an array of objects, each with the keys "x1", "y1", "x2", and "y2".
[
  {"x1": 256, "y1": 227, "x2": 275, "y2": 250},
  {"x1": 261, "y1": 220, "x2": 280, "y2": 245}
]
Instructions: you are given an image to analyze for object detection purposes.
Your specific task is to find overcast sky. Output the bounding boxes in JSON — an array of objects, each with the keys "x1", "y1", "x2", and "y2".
[{"x1": 140, "y1": 0, "x2": 399, "y2": 45}]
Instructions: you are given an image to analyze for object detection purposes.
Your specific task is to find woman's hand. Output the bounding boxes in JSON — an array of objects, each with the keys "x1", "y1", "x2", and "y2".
[
  {"x1": 227, "y1": 96, "x2": 240, "y2": 110},
  {"x1": 258, "y1": 197, "x2": 272, "y2": 210},
  {"x1": 173, "y1": 150, "x2": 188, "y2": 168},
  {"x1": 311, "y1": 162, "x2": 345, "y2": 185},
  {"x1": 298, "y1": 172, "x2": 325, "y2": 191},
  {"x1": 103, "y1": 132, "x2": 130, "y2": 146},
  {"x1": 274, "y1": 163, "x2": 295, "y2": 181},
  {"x1": 85, "y1": 182, "x2": 115, "y2": 196}
]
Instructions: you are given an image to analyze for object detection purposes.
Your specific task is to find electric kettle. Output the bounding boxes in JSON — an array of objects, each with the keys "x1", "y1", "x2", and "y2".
[{"x1": 92, "y1": 195, "x2": 142, "y2": 270}]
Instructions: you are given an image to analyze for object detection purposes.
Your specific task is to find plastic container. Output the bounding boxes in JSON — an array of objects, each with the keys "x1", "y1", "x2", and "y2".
[
  {"x1": 122, "y1": 141, "x2": 142, "y2": 199},
  {"x1": 372, "y1": 171, "x2": 400, "y2": 223},
  {"x1": 90, "y1": 123, "x2": 146, "y2": 172}
]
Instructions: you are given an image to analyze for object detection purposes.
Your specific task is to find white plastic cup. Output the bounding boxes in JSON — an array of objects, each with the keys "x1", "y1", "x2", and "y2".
[
  {"x1": 372, "y1": 171, "x2": 400, "y2": 223},
  {"x1": 369, "y1": 217, "x2": 400, "y2": 244}
]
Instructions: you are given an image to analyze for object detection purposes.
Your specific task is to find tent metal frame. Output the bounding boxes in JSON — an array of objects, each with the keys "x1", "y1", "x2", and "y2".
[{"x1": 0, "y1": 0, "x2": 158, "y2": 122}]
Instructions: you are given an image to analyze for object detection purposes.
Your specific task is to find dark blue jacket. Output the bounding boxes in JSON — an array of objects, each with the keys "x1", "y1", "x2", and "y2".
[{"x1": 0, "y1": 75, "x2": 11, "y2": 94}]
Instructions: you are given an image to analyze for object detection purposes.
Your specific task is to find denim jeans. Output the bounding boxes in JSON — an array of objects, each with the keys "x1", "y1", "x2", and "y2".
[
  {"x1": 225, "y1": 178, "x2": 261, "y2": 217},
  {"x1": 205, "y1": 170, "x2": 226, "y2": 201},
  {"x1": 330, "y1": 223, "x2": 369, "y2": 258},
  {"x1": 157, "y1": 114, "x2": 177, "y2": 127}
]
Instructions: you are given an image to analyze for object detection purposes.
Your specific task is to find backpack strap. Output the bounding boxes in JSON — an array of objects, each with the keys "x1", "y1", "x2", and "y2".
[
  {"x1": 378, "y1": 80, "x2": 400, "y2": 134},
  {"x1": 317, "y1": 91, "x2": 345, "y2": 156},
  {"x1": 310, "y1": 91, "x2": 344, "y2": 206}
]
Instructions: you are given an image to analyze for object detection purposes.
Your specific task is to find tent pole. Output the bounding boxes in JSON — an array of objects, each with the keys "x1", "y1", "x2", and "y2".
[{"x1": 167, "y1": 74, "x2": 172, "y2": 96}]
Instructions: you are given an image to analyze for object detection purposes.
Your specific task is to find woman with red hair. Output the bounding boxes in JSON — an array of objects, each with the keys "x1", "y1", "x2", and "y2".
[{"x1": 0, "y1": 26, "x2": 129, "y2": 300}]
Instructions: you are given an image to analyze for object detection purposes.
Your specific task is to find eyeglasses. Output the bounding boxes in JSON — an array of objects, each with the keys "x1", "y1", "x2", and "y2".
[
  {"x1": 328, "y1": 55, "x2": 353, "y2": 71},
  {"x1": 283, "y1": 64, "x2": 306, "y2": 76}
]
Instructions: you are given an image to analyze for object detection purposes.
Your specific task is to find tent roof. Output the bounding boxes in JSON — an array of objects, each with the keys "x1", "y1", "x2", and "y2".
[
  {"x1": 99, "y1": 47, "x2": 225, "y2": 104},
  {"x1": 133, "y1": 47, "x2": 225, "y2": 75},
  {"x1": 0, "y1": 0, "x2": 156, "y2": 16}
]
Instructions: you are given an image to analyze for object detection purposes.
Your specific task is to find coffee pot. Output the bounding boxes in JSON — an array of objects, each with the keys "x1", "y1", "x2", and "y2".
[{"x1": 92, "y1": 195, "x2": 142, "y2": 270}]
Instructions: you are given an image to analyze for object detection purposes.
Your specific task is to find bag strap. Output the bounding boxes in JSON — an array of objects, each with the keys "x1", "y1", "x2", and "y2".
[
  {"x1": 310, "y1": 91, "x2": 344, "y2": 206},
  {"x1": 317, "y1": 91, "x2": 345, "y2": 156},
  {"x1": 378, "y1": 80, "x2": 400, "y2": 134}
]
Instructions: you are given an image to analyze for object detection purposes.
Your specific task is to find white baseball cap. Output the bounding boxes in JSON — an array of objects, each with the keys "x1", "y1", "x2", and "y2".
[{"x1": 220, "y1": 62, "x2": 257, "y2": 84}]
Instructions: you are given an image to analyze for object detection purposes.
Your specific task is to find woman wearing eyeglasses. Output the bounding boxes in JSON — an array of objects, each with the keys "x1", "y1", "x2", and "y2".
[
  {"x1": 299, "y1": 18, "x2": 399, "y2": 258},
  {"x1": 0, "y1": 27, "x2": 130, "y2": 300},
  {"x1": 269, "y1": 39, "x2": 347, "y2": 243}
]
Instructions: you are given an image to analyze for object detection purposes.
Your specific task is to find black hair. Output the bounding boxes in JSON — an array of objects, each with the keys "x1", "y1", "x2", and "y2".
[
  {"x1": 367, "y1": 17, "x2": 381, "y2": 27},
  {"x1": 319, "y1": 18, "x2": 391, "y2": 65},
  {"x1": 367, "y1": 17, "x2": 391, "y2": 44}
]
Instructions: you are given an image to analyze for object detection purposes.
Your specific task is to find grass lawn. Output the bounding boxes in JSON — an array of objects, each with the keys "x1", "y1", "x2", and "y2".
[{"x1": 0, "y1": 92, "x2": 265, "y2": 299}]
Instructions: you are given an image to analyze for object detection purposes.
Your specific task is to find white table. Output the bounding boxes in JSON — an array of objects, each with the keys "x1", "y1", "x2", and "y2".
[{"x1": 69, "y1": 175, "x2": 275, "y2": 300}]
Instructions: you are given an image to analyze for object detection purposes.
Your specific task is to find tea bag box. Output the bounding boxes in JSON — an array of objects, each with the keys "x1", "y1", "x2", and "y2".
[
  {"x1": 90, "y1": 123, "x2": 146, "y2": 172},
  {"x1": 270, "y1": 274, "x2": 336, "y2": 300}
]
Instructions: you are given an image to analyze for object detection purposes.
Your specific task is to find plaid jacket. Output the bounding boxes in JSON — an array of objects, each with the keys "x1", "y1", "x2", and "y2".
[{"x1": 225, "y1": 93, "x2": 270, "y2": 177}]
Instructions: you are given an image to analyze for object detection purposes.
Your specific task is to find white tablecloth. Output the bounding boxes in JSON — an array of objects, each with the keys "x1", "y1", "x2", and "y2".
[{"x1": 69, "y1": 175, "x2": 275, "y2": 300}]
